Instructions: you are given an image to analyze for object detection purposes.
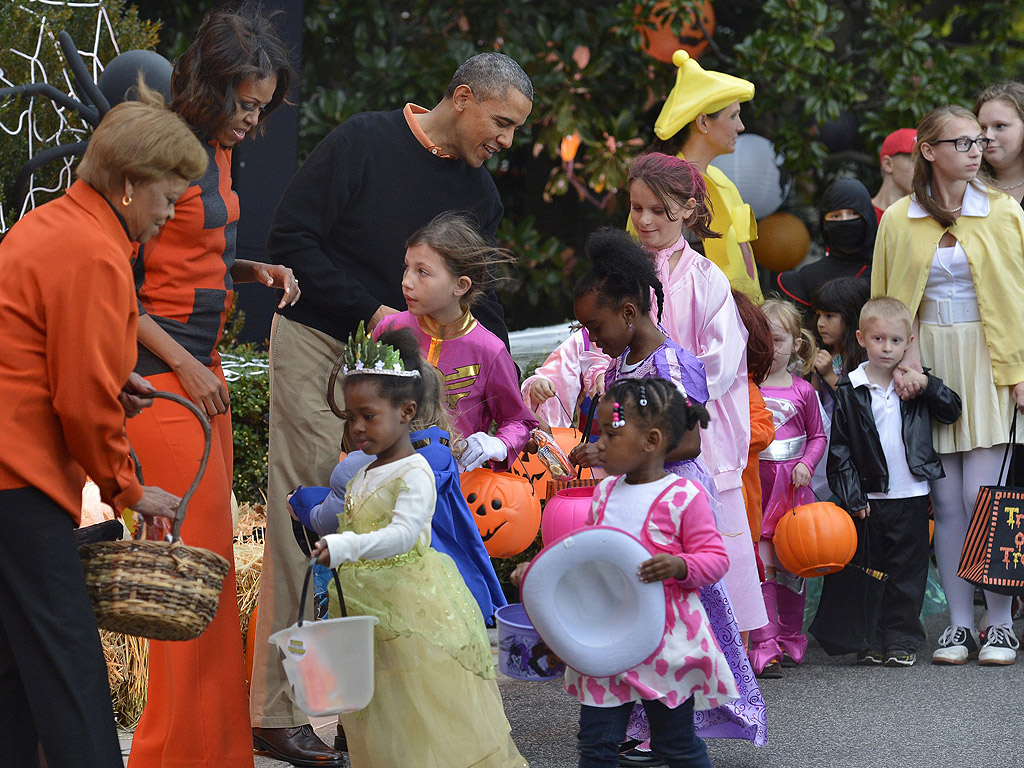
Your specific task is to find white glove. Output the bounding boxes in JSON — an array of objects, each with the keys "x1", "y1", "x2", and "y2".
[
  {"x1": 459, "y1": 432, "x2": 508, "y2": 471},
  {"x1": 321, "y1": 532, "x2": 360, "y2": 568}
]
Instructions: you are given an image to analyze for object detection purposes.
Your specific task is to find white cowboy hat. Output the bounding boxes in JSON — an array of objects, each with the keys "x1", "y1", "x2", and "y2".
[{"x1": 521, "y1": 526, "x2": 666, "y2": 678}]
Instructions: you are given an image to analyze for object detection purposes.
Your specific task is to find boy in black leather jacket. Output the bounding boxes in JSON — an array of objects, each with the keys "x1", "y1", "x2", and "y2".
[{"x1": 827, "y1": 297, "x2": 961, "y2": 667}]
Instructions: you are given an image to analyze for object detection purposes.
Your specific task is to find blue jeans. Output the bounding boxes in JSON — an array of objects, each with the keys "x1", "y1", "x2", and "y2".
[{"x1": 577, "y1": 697, "x2": 712, "y2": 768}]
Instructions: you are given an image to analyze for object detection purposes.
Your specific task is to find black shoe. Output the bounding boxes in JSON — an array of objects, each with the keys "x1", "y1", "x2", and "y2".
[
  {"x1": 618, "y1": 746, "x2": 667, "y2": 767},
  {"x1": 755, "y1": 660, "x2": 783, "y2": 679},
  {"x1": 855, "y1": 648, "x2": 883, "y2": 666},
  {"x1": 253, "y1": 725, "x2": 347, "y2": 767},
  {"x1": 334, "y1": 723, "x2": 348, "y2": 752},
  {"x1": 883, "y1": 649, "x2": 917, "y2": 667}
]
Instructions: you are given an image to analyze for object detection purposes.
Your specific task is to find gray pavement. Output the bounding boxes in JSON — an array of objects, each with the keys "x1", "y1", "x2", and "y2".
[{"x1": 120, "y1": 611, "x2": 1021, "y2": 767}]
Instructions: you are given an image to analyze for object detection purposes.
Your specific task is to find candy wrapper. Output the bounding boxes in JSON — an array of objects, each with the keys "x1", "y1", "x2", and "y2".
[{"x1": 531, "y1": 428, "x2": 576, "y2": 481}]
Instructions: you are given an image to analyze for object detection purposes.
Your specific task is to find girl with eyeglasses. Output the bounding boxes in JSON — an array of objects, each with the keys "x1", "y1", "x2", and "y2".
[{"x1": 872, "y1": 105, "x2": 1024, "y2": 668}]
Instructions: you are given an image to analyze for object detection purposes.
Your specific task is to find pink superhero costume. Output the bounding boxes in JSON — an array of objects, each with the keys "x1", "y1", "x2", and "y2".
[
  {"x1": 606, "y1": 339, "x2": 768, "y2": 746},
  {"x1": 748, "y1": 373, "x2": 826, "y2": 673},
  {"x1": 758, "y1": 375, "x2": 827, "y2": 538},
  {"x1": 648, "y1": 235, "x2": 766, "y2": 634},
  {"x1": 375, "y1": 310, "x2": 538, "y2": 470},
  {"x1": 520, "y1": 328, "x2": 610, "y2": 428}
]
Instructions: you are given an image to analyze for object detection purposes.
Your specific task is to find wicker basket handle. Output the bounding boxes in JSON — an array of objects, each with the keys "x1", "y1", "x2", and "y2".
[{"x1": 142, "y1": 391, "x2": 211, "y2": 543}]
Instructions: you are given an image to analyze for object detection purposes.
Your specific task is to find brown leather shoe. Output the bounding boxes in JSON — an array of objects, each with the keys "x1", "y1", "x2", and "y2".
[{"x1": 253, "y1": 725, "x2": 347, "y2": 767}]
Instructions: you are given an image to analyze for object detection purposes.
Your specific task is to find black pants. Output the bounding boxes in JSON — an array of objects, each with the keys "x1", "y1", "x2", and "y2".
[
  {"x1": 865, "y1": 495, "x2": 930, "y2": 652},
  {"x1": 0, "y1": 487, "x2": 123, "y2": 768}
]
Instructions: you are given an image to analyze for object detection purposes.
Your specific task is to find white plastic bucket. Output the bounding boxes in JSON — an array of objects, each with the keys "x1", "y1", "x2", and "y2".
[{"x1": 269, "y1": 614, "x2": 379, "y2": 716}]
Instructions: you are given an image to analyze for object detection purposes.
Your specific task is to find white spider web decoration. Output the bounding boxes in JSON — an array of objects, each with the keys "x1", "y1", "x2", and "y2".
[{"x1": 0, "y1": 1, "x2": 122, "y2": 233}]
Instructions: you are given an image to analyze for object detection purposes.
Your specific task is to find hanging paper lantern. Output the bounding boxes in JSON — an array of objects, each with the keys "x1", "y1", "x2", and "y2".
[
  {"x1": 513, "y1": 427, "x2": 582, "y2": 501},
  {"x1": 636, "y1": 1, "x2": 716, "y2": 63},
  {"x1": 774, "y1": 501, "x2": 857, "y2": 578},
  {"x1": 461, "y1": 469, "x2": 541, "y2": 558},
  {"x1": 751, "y1": 211, "x2": 810, "y2": 272},
  {"x1": 541, "y1": 486, "x2": 597, "y2": 546},
  {"x1": 709, "y1": 134, "x2": 788, "y2": 220}
]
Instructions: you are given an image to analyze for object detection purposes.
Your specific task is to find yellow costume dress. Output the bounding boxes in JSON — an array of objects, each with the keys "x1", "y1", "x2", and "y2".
[{"x1": 329, "y1": 453, "x2": 527, "y2": 768}]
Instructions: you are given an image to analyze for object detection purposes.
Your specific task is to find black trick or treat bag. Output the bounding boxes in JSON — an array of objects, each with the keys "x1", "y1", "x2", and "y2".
[{"x1": 958, "y1": 413, "x2": 1024, "y2": 596}]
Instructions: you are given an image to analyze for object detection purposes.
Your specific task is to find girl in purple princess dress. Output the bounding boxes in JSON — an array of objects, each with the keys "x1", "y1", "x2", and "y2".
[
  {"x1": 752, "y1": 300, "x2": 827, "y2": 678},
  {"x1": 569, "y1": 228, "x2": 767, "y2": 750},
  {"x1": 374, "y1": 211, "x2": 538, "y2": 472}
]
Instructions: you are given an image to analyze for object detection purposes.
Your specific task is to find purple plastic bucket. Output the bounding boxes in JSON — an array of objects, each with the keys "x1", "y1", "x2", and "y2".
[{"x1": 495, "y1": 603, "x2": 565, "y2": 681}]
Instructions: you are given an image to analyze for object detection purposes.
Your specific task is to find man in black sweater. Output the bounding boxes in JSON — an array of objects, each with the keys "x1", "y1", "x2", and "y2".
[{"x1": 250, "y1": 53, "x2": 532, "y2": 765}]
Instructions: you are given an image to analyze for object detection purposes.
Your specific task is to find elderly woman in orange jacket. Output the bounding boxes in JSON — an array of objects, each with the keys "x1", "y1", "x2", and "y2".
[{"x1": 0, "y1": 94, "x2": 206, "y2": 768}]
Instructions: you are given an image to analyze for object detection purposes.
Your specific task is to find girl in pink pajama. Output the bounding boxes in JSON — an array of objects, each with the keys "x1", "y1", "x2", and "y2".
[{"x1": 753, "y1": 300, "x2": 827, "y2": 677}]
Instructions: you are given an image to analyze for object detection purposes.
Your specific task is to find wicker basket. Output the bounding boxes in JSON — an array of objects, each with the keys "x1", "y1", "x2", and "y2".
[{"x1": 79, "y1": 392, "x2": 229, "y2": 642}]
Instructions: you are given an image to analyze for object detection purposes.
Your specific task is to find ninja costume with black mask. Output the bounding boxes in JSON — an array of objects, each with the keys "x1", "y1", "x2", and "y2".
[{"x1": 776, "y1": 178, "x2": 878, "y2": 306}]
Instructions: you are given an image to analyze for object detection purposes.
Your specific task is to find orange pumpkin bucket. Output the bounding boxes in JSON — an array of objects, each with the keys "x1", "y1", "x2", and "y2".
[
  {"x1": 773, "y1": 500, "x2": 857, "y2": 578},
  {"x1": 461, "y1": 468, "x2": 541, "y2": 558}
]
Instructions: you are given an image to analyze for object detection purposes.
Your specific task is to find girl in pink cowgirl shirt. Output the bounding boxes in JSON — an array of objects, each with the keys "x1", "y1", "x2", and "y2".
[{"x1": 516, "y1": 378, "x2": 737, "y2": 768}]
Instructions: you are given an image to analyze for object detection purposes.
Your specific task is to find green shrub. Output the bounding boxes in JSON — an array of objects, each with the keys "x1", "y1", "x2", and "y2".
[{"x1": 223, "y1": 343, "x2": 270, "y2": 505}]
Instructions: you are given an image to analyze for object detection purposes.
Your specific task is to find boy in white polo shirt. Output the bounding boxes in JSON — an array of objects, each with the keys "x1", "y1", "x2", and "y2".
[{"x1": 827, "y1": 297, "x2": 961, "y2": 667}]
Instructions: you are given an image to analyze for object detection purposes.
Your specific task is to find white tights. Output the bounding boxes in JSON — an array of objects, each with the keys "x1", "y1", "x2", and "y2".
[{"x1": 931, "y1": 445, "x2": 1014, "y2": 629}]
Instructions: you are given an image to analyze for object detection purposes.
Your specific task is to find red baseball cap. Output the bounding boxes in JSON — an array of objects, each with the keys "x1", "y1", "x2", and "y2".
[{"x1": 879, "y1": 128, "x2": 917, "y2": 164}]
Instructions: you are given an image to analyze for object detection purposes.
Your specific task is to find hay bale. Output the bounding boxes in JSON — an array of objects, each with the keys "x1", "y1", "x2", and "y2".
[
  {"x1": 101, "y1": 631, "x2": 149, "y2": 728},
  {"x1": 101, "y1": 501, "x2": 267, "y2": 724}
]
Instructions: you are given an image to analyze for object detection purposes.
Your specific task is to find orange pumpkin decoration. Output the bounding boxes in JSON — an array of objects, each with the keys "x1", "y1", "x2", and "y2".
[
  {"x1": 461, "y1": 468, "x2": 542, "y2": 558},
  {"x1": 635, "y1": 1, "x2": 716, "y2": 63},
  {"x1": 512, "y1": 427, "x2": 582, "y2": 501},
  {"x1": 750, "y1": 211, "x2": 811, "y2": 272},
  {"x1": 774, "y1": 501, "x2": 857, "y2": 578}
]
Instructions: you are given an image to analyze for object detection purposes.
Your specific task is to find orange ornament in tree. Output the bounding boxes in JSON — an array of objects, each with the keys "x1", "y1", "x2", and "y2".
[
  {"x1": 774, "y1": 501, "x2": 857, "y2": 578},
  {"x1": 636, "y1": 1, "x2": 716, "y2": 63},
  {"x1": 461, "y1": 468, "x2": 541, "y2": 558},
  {"x1": 750, "y1": 211, "x2": 810, "y2": 272}
]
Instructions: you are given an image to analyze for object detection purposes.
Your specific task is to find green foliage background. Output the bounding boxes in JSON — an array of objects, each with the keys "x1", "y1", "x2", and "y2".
[{"x1": 3, "y1": 0, "x2": 1024, "y2": 521}]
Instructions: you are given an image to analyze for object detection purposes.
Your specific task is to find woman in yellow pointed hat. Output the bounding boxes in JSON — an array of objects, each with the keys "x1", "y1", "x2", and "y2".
[{"x1": 644, "y1": 49, "x2": 762, "y2": 303}]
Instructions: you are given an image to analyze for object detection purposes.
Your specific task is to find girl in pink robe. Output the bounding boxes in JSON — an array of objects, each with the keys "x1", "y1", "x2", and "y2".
[
  {"x1": 628, "y1": 153, "x2": 766, "y2": 634},
  {"x1": 520, "y1": 328, "x2": 610, "y2": 429}
]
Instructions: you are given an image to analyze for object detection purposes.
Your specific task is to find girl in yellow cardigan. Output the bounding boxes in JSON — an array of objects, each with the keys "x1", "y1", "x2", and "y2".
[{"x1": 872, "y1": 105, "x2": 1024, "y2": 667}]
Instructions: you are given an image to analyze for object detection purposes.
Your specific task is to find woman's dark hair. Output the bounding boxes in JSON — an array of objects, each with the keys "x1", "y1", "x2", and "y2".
[
  {"x1": 732, "y1": 289, "x2": 774, "y2": 385},
  {"x1": 171, "y1": 4, "x2": 295, "y2": 138},
  {"x1": 605, "y1": 377, "x2": 710, "y2": 453},
  {"x1": 347, "y1": 329, "x2": 427, "y2": 408},
  {"x1": 810, "y1": 277, "x2": 870, "y2": 374},
  {"x1": 574, "y1": 227, "x2": 665, "y2": 321}
]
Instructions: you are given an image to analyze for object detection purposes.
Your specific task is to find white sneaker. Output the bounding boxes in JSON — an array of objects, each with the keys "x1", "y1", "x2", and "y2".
[
  {"x1": 978, "y1": 625, "x2": 1019, "y2": 666},
  {"x1": 931, "y1": 625, "x2": 980, "y2": 665}
]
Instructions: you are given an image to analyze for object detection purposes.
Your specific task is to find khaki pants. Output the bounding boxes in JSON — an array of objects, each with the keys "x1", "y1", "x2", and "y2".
[{"x1": 249, "y1": 314, "x2": 346, "y2": 726}]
